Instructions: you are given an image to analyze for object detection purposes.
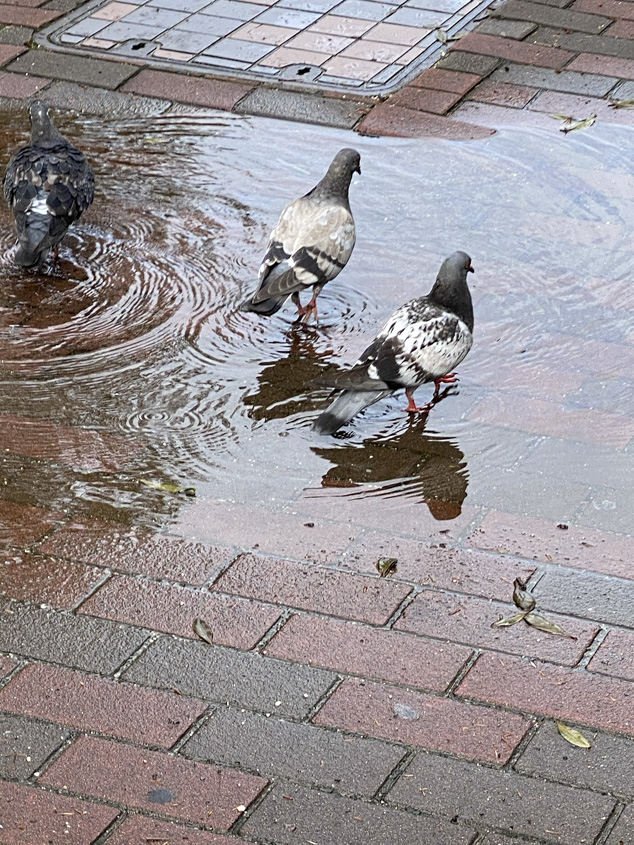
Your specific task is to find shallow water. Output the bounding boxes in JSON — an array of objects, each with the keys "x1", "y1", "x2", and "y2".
[{"x1": 1, "y1": 106, "x2": 633, "y2": 531}]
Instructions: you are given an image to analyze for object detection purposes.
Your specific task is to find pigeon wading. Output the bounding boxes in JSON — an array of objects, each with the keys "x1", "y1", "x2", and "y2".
[
  {"x1": 240, "y1": 148, "x2": 360, "y2": 322},
  {"x1": 3, "y1": 101, "x2": 95, "y2": 270},
  {"x1": 313, "y1": 251, "x2": 475, "y2": 435}
]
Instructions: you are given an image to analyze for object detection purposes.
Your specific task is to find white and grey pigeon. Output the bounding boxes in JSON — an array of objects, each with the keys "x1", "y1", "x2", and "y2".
[
  {"x1": 240, "y1": 148, "x2": 360, "y2": 321},
  {"x1": 3, "y1": 101, "x2": 95, "y2": 269},
  {"x1": 313, "y1": 251, "x2": 475, "y2": 435}
]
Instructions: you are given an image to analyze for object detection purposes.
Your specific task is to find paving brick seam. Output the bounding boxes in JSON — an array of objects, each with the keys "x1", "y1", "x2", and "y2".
[
  {"x1": 372, "y1": 747, "x2": 418, "y2": 801},
  {"x1": 111, "y1": 629, "x2": 161, "y2": 680}
]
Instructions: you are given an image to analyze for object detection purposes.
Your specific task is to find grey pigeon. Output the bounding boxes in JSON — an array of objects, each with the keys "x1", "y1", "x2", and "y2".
[
  {"x1": 313, "y1": 251, "x2": 475, "y2": 435},
  {"x1": 240, "y1": 148, "x2": 360, "y2": 321},
  {"x1": 3, "y1": 101, "x2": 95, "y2": 269}
]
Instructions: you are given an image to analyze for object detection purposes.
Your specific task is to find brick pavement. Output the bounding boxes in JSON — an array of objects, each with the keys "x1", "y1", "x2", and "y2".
[
  {"x1": 1, "y1": 503, "x2": 634, "y2": 843},
  {"x1": 2, "y1": 0, "x2": 634, "y2": 133}
]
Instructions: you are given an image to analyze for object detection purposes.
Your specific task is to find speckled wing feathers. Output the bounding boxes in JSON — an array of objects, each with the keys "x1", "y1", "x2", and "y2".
[{"x1": 251, "y1": 198, "x2": 355, "y2": 303}]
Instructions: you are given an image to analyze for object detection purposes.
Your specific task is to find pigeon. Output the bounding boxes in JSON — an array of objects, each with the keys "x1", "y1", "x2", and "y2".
[
  {"x1": 313, "y1": 251, "x2": 475, "y2": 436},
  {"x1": 240, "y1": 148, "x2": 360, "y2": 321},
  {"x1": 3, "y1": 100, "x2": 95, "y2": 269}
]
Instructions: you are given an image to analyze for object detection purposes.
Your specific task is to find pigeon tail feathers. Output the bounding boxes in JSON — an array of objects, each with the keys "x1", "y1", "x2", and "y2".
[
  {"x1": 312, "y1": 388, "x2": 392, "y2": 435},
  {"x1": 14, "y1": 211, "x2": 52, "y2": 267}
]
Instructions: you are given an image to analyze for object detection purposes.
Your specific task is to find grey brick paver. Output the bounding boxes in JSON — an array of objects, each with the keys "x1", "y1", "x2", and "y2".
[
  {"x1": 477, "y1": 17, "x2": 538, "y2": 37},
  {"x1": 387, "y1": 751, "x2": 616, "y2": 844},
  {"x1": 437, "y1": 50, "x2": 501, "y2": 75},
  {"x1": 532, "y1": 27, "x2": 634, "y2": 60},
  {"x1": 493, "y1": 0, "x2": 613, "y2": 34},
  {"x1": 488, "y1": 63, "x2": 619, "y2": 96},
  {"x1": 122, "y1": 635, "x2": 337, "y2": 718},
  {"x1": 534, "y1": 568, "x2": 634, "y2": 628},
  {"x1": 0, "y1": 598, "x2": 148, "y2": 674},
  {"x1": 516, "y1": 720, "x2": 634, "y2": 799},
  {"x1": 606, "y1": 806, "x2": 634, "y2": 844},
  {"x1": 234, "y1": 86, "x2": 367, "y2": 126},
  {"x1": 0, "y1": 714, "x2": 69, "y2": 780},
  {"x1": 181, "y1": 705, "x2": 406, "y2": 795},
  {"x1": 6, "y1": 50, "x2": 137, "y2": 88},
  {"x1": 242, "y1": 781, "x2": 476, "y2": 845}
]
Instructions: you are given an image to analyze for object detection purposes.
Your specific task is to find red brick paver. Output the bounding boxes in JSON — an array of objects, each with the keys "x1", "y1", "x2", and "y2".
[
  {"x1": 469, "y1": 510, "x2": 634, "y2": 579},
  {"x1": 106, "y1": 816, "x2": 241, "y2": 845},
  {"x1": 41, "y1": 521, "x2": 235, "y2": 584},
  {"x1": 469, "y1": 80, "x2": 539, "y2": 108},
  {"x1": 568, "y1": 51, "x2": 634, "y2": 79},
  {"x1": 213, "y1": 553, "x2": 412, "y2": 625},
  {"x1": 122, "y1": 69, "x2": 254, "y2": 110},
  {"x1": 0, "y1": 663, "x2": 206, "y2": 747},
  {"x1": 395, "y1": 590, "x2": 599, "y2": 666},
  {"x1": 458, "y1": 652, "x2": 634, "y2": 735},
  {"x1": 314, "y1": 678, "x2": 531, "y2": 764},
  {"x1": 0, "y1": 781, "x2": 116, "y2": 843},
  {"x1": 453, "y1": 32, "x2": 574, "y2": 69},
  {"x1": 265, "y1": 613, "x2": 472, "y2": 691},
  {"x1": 389, "y1": 86, "x2": 463, "y2": 115},
  {"x1": 0, "y1": 3, "x2": 60, "y2": 24},
  {"x1": 0, "y1": 44, "x2": 25, "y2": 66},
  {"x1": 0, "y1": 501, "x2": 62, "y2": 549},
  {"x1": 80, "y1": 574, "x2": 281, "y2": 648},
  {"x1": 40, "y1": 735, "x2": 267, "y2": 828},
  {"x1": 357, "y1": 103, "x2": 495, "y2": 139},
  {"x1": 410, "y1": 67, "x2": 481, "y2": 94},
  {"x1": 0, "y1": 553, "x2": 104, "y2": 608},
  {"x1": 573, "y1": 0, "x2": 634, "y2": 21}
]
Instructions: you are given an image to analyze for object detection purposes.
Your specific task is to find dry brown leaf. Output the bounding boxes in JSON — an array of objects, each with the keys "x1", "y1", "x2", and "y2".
[
  {"x1": 492, "y1": 611, "x2": 529, "y2": 628},
  {"x1": 512, "y1": 577, "x2": 536, "y2": 612},
  {"x1": 193, "y1": 617, "x2": 214, "y2": 644},
  {"x1": 525, "y1": 612, "x2": 576, "y2": 639}
]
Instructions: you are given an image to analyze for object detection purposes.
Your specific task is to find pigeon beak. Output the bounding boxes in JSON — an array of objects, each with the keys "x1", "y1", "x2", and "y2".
[
  {"x1": 355, "y1": 164, "x2": 361, "y2": 175},
  {"x1": 468, "y1": 265, "x2": 475, "y2": 273}
]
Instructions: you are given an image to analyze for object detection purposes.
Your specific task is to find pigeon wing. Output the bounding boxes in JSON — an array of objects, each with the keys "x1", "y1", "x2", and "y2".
[{"x1": 252, "y1": 198, "x2": 355, "y2": 304}]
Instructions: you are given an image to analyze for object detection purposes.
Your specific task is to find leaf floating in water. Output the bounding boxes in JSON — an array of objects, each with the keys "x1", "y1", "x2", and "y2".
[
  {"x1": 376, "y1": 557, "x2": 398, "y2": 578},
  {"x1": 525, "y1": 612, "x2": 576, "y2": 639},
  {"x1": 193, "y1": 617, "x2": 214, "y2": 644},
  {"x1": 140, "y1": 479, "x2": 196, "y2": 497},
  {"x1": 492, "y1": 611, "x2": 529, "y2": 628},
  {"x1": 608, "y1": 98, "x2": 634, "y2": 109},
  {"x1": 556, "y1": 721, "x2": 591, "y2": 748},
  {"x1": 563, "y1": 114, "x2": 597, "y2": 134},
  {"x1": 144, "y1": 135, "x2": 170, "y2": 144},
  {"x1": 512, "y1": 577, "x2": 536, "y2": 612},
  {"x1": 393, "y1": 702, "x2": 419, "y2": 721}
]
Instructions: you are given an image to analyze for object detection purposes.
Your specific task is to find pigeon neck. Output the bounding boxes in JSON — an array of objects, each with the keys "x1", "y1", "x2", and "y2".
[
  {"x1": 31, "y1": 116, "x2": 65, "y2": 146},
  {"x1": 308, "y1": 167, "x2": 352, "y2": 205},
  {"x1": 429, "y1": 278, "x2": 474, "y2": 332}
]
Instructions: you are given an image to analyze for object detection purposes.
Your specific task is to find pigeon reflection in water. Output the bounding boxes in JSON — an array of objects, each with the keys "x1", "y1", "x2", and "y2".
[
  {"x1": 242, "y1": 331, "x2": 333, "y2": 422},
  {"x1": 310, "y1": 413, "x2": 468, "y2": 520}
]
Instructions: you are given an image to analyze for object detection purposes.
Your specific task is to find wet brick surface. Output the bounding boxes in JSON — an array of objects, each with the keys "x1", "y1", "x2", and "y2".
[
  {"x1": 0, "y1": 500, "x2": 62, "y2": 549},
  {"x1": 6, "y1": 50, "x2": 137, "y2": 88},
  {"x1": 213, "y1": 552, "x2": 413, "y2": 624},
  {"x1": 182, "y1": 705, "x2": 406, "y2": 795},
  {"x1": 395, "y1": 589, "x2": 599, "y2": 665},
  {"x1": 458, "y1": 652, "x2": 634, "y2": 735},
  {"x1": 40, "y1": 734, "x2": 267, "y2": 828},
  {"x1": 515, "y1": 720, "x2": 634, "y2": 799},
  {"x1": 313, "y1": 677, "x2": 531, "y2": 764},
  {"x1": 0, "y1": 662, "x2": 207, "y2": 747},
  {"x1": 265, "y1": 613, "x2": 472, "y2": 690},
  {"x1": 589, "y1": 629, "x2": 634, "y2": 681},
  {"x1": 0, "y1": 552, "x2": 104, "y2": 608},
  {"x1": 0, "y1": 714, "x2": 69, "y2": 781},
  {"x1": 387, "y1": 750, "x2": 615, "y2": 844},
  {"x1": 79, "y1": 573, "x2": 282, "y2": 648},
  {"x1": 534, "y1": 568, "x2": 634, "y2": 628},
  {"x1": 241, "y1": 781, "x2": 476, "y2": 845},
  {"x1": 106, "y1": 816, "x2": 240, "y2": 844},
  {"x1": 41, "y1": 521, "x2": 236, "y2": 584},
  {"x1": 0, "y1": 598, "x2": 149, "y2": 674},
  {"x1": 0, "y1": 780, "x2": 118, "y2": 843},
  {"x1": 123, "y1": 635, "x2": 338, "y2": 717}
]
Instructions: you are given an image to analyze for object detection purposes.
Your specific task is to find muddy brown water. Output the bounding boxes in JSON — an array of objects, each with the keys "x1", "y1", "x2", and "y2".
[{"x1": 1, "y1": 105, "x2": 633, "y2": 533}]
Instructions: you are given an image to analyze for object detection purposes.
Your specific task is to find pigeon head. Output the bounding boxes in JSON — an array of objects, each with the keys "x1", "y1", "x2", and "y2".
[
  {"x1": 312, "y1": 148, "x2": 361, "y2": 202},
  {"x1": 429, "y1": 251, "x2": 474, "y2": 331},
  {"x1": 28, "y1": 101, "x2": 64, "y2": 145}
]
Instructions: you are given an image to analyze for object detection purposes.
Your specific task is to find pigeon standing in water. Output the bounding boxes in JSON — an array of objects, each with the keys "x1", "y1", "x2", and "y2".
[
  {"x1": 3, "y1": 101, "x2": 95, "y2": 270},
  {"x1": 313, "y1": 251, "x2": 475, "y2": 435},
  {"x1": 240, "y1": 148, "x2": 360, "y2": 322}
]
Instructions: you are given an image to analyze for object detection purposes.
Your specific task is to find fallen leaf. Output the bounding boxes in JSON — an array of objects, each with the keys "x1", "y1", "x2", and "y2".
[
  {"x1": 608, "y1": 98, "x2": 634, "y2": 109},
  {"x1": 561, "y1": 114, "x2": 597, "y2": 134},
  {"x1": 492, "y1": 611, "x2": 529, "y2": 628},
  {"x1": 525, "y1": 612, "x2": 576, "y2": 639},
  {"x1": 556, "y1": 721, "x2": 591, "y2": 748},
  {"x1": 376, "y1": 557, "x2": 398, "y2": 578},
  {"x1": 512, "y1": 577, "x2": 536, "y2": 612},
  {"x1": 192, "y1": 617, "x2": 213, "y2": 644},
  {"x1": 141, "y1": 479, "x2": 196, "y2": 496}
]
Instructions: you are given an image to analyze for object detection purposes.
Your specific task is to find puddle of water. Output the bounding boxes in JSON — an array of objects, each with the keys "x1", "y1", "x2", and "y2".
[{"x1": 1, "y1": 106, "x2": 633, "y2": 531}]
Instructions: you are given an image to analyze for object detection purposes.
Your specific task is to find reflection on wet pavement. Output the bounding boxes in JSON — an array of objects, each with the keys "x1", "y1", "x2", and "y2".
[{"x1": 1, "y1": 103, "x2": 633, "y2": 533}]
